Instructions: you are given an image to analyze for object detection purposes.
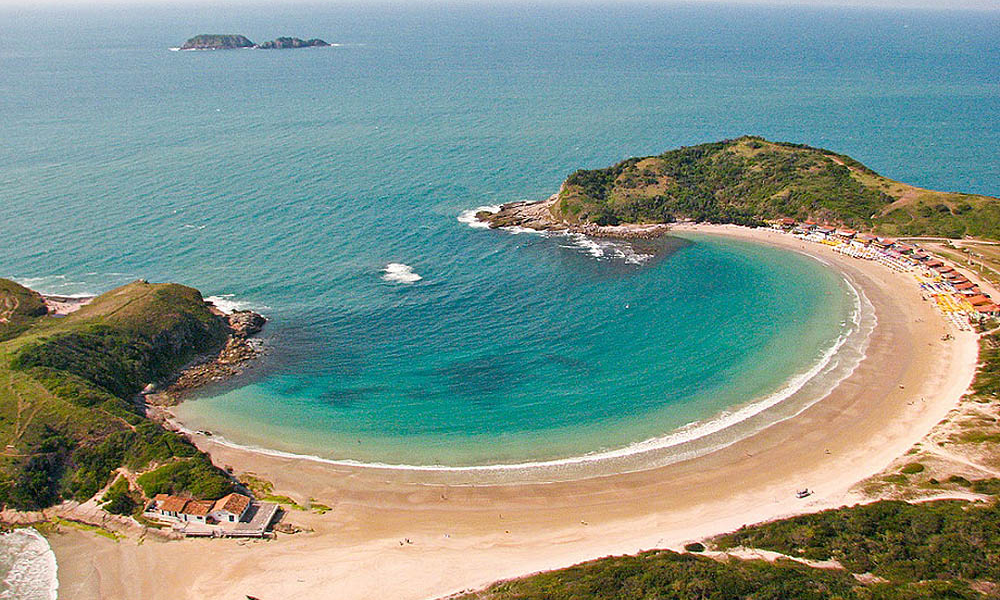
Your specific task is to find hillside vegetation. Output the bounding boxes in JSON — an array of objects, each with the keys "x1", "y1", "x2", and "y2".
[
  {"x1": 458, "y1": 493, "x2": 1000, "y2": 600},
  {"x1": 555, "y1": 137, "x2": 1000, "y2": 239},
  {"x1": 0, "y1": 279, "x2": 234, "y2": 510},
  {"x1": 0, "y1": 279, "x2": 47, "y2": 342}
]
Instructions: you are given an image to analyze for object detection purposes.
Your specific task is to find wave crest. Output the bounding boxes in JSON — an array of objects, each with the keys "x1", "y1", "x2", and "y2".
[{"x1": 381, "y1": 263, "x2": 422, "y2": 283}]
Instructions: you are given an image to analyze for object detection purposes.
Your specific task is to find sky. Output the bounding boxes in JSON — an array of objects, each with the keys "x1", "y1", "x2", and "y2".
[{"x1": 0, "y1": 0, "x2": 997, "y2": 10}]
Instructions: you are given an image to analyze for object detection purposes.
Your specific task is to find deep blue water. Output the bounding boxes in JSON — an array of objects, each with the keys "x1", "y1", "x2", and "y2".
[{"x1": 0, "y1": 2, "x2": 996, "y2": 467}]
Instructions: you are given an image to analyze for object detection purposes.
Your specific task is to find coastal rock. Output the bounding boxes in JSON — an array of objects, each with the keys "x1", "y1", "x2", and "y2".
[
  {"x1": 478, "y1": 197, "x2": 669, "y2": 240},
  {"x1": 180, "y1": 34, "x2": 255, "y2": 50},
  {"x1": 255, "y1": 37, "x2": 330, "y2": 49},
  {"x1": 158, "y1": 309, "x2": 268, "y2": 401},
  {"x1": 227, "y1": 310, "x2": 267, "y2": 338}
]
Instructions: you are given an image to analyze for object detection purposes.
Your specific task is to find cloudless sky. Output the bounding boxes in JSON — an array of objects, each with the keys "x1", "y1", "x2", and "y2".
[{"x1": 1, "y1": 0, "x2": 997, "y2": 10}]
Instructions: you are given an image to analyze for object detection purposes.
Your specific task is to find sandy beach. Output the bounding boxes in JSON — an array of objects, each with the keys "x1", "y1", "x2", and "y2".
[{"x1": 46, "y1": 224, "x2": 980, "y2": 600}]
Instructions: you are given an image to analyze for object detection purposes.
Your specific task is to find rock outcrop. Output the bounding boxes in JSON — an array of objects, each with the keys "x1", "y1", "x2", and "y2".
[
  {"x1": 180, "y1": 34, "x2": 255, "y2": 50},
  {"x1": 255, "y1": 37, "x2": 330, "y2": 49},
  {"x1": 477, "y1": 196, "x2": 669, "y2": 240}
]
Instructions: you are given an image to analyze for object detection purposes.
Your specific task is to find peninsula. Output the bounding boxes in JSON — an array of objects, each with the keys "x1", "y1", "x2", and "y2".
[
  {"x1": 0, "y1": 278, "x2": 265, "y2": 512},
  {"x1": 178, "y1": 34, "x2": 331, "y2": 50},
  {"x1": 478, "y1": 136, "x2": 1000, "y2": 240}
]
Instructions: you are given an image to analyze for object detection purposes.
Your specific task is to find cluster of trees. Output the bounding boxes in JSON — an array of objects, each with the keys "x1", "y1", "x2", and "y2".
[
  {"x1": 717, "y1": 499, "x2": 1000, "y2": 586},
  {"x1": 556, "y1": 136, "x2": 1000, "y2": 240},
  {"x1": 557, "y1": 137, "x2": 892, "y2": 229}
]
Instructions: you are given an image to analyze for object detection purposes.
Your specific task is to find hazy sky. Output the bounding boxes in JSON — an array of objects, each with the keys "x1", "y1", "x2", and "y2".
[{"x1": 1, "y1": 0, "x2": 997, "y2": 9}]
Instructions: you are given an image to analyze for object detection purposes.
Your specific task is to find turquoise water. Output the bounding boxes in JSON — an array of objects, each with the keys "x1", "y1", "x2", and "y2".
[{"x1": 1, "y1": 4, "x2": 997, "y2": 471}]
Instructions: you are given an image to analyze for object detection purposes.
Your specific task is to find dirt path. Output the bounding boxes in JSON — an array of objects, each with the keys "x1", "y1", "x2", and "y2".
[{"x1": 0, "y1": 294, "x2": 19, "y2": 323}]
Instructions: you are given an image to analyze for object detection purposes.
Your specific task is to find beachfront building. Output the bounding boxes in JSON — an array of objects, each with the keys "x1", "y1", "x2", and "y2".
[
  {"x1": 834, "y1": 228, "x2": 857, "y2": 242},
  {"x1": 149, "y1": 494, "x2": 213, "y2": 523},
  {"x1": 145, "y1": 492, "x2": 277, "y2": 538},
  {"x1": 855, "y1": 233, "x2": 878, "y2": 246},
  {"x1": 210, "y1": 493, "x2": 252, "y2": 523}
]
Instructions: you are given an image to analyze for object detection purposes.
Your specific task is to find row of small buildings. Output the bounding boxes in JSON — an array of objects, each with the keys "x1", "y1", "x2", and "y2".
[
  {"x1": 773, "y1": 218, "x2": 1000, "y2": 318},
  {"x1": 144, "y1": 492, "x2": 279, "y2": 538}
]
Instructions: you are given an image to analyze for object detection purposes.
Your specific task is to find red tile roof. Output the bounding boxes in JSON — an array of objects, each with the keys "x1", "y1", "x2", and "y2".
[
  {"x1": 967, "y1": 295, "x2": 992, "y2": 306},
  {"x1": 183, "y1": 501, "x2": 212, "y2": 517},
  {"x1": 212, "y1": 493, "x2": 251, "y2": 516},
  {"x1": 159, "y1": 496, "x2": 189, "y2": 513}
]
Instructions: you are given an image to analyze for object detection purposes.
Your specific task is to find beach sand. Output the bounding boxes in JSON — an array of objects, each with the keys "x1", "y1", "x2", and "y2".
[{"x1": 46, "y1": 224, "x2": 980, "y2": 600}]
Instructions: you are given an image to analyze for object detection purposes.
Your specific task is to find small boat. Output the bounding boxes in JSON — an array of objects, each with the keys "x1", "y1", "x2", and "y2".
[{"x1": 796, "y1": 489, "x2": 812, "y2": 499}]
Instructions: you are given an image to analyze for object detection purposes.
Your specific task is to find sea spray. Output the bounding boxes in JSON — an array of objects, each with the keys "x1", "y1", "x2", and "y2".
[
  {"x1": 0, "y1": 528, "x2": 58, "y2": 600},
  {"x1": 381, "y1": 263, "x2": 422, "y2": 283}
]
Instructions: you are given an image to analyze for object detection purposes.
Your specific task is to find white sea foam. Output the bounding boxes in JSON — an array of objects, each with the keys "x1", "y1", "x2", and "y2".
[
  {"x1": 205, "y1": 294, "x2": 269, "y2": 315},
  {"x1": 0, "y1": 528, "x2": 58, "y2": 600},
  {"x1": 14, "y1": 275, "x2": 98, "y2": 297},
  {"x1": 381, "y1": 263, "x2": 422, "y2": 283},
  {"x1": 459, "y1": 205, "x2": 652, "y2": 264},
  {"x1": 457, "y1": 205, "x2": 501, "y2": 229},
  {"x1": 562, "y1": 233, "x2": 653, "y2": 265}
]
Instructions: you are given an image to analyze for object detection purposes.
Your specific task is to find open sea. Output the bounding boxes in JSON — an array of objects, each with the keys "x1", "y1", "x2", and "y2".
[{"x1": 2, "y1": 3, "x2": 997, "y2": 592}]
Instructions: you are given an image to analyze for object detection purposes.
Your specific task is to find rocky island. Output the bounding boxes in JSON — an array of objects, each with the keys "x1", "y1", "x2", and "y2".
[
  {"x1": 179, "y1": 34, "x2": 255, "y2": 50},
  {"x1": 255, "y1": 37, "x2": 330, "y2": 49},
  {"x1": 178, "y1": 34, "x2": 331, "y2": 50},
  {"x1": 477, "y1": 136, "x2": 1000, "y2": 240}
]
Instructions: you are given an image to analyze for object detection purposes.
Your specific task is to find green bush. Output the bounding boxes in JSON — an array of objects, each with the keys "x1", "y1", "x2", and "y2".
[
  {"x1": 716, "y1": 499, "x2": 1000, "y2": 585},
  {"x1": 900, "y1": 462, "x2": 925, "y2": 475},
  {"x1": 101, "y1": 477, "x2": 139, "y2": 516},
  {"x1": 136, "y1": 457, "x2": 235, "y2": 500}
]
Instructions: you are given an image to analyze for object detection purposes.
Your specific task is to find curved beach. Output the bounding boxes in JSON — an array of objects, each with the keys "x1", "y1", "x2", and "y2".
[{"x1": 48, "y1": 224, "x2": 979, "y2": 600}]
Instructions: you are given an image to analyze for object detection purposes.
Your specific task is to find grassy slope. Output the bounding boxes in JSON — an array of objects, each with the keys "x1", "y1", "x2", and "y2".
[
  {"x1": 0, "y1": 279, "x2": 47, "y2": 342},
  {"x1": 555, "y1": 136, "x2": 1000, "y2": 239},
  {"x1": 0, "y1": 279, "x2": 234, "y2": 510}
]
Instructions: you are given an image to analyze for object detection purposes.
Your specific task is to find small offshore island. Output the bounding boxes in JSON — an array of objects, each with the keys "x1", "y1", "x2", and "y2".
[{"x1": 179, "y1": 34, "x2": 331, "y2": 51}]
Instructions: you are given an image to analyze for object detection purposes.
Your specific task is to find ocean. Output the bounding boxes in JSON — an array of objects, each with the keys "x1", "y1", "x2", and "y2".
[{"x1": 1, "y1": 3, "x2": 998, "y2": 472}]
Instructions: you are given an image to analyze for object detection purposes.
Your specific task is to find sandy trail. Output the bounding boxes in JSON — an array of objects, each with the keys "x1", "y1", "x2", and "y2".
[{"x1": 47, "y1": 224, "x2": 979, "y2": 600}]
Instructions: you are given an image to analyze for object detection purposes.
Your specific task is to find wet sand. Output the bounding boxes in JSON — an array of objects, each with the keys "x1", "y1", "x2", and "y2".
[{"x1": 47, "y1": 224, "x2": 979, "y2": 600}]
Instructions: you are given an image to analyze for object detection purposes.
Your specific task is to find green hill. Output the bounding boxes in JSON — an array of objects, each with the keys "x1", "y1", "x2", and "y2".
[
  {"x1": 0, "y1": 279, "x2": 234, "y2": 510},
  {"x1": 555, "y1": 136, "x2": 1000, "y2": 239},
  {"x1": 0, "y1": 279, "x2": 47, "y2": 342}
]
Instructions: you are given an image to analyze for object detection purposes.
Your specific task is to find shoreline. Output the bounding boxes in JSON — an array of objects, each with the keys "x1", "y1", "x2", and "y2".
[
  {"x1": 44, "y1": 223, "x2": 980, "y2": 600},
  {"x1": 162, "y1": 274, "x2": 871, "y2": 481},
  {"x1": 475, "y1": 195, "x2": 670, "y2": 239}
]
